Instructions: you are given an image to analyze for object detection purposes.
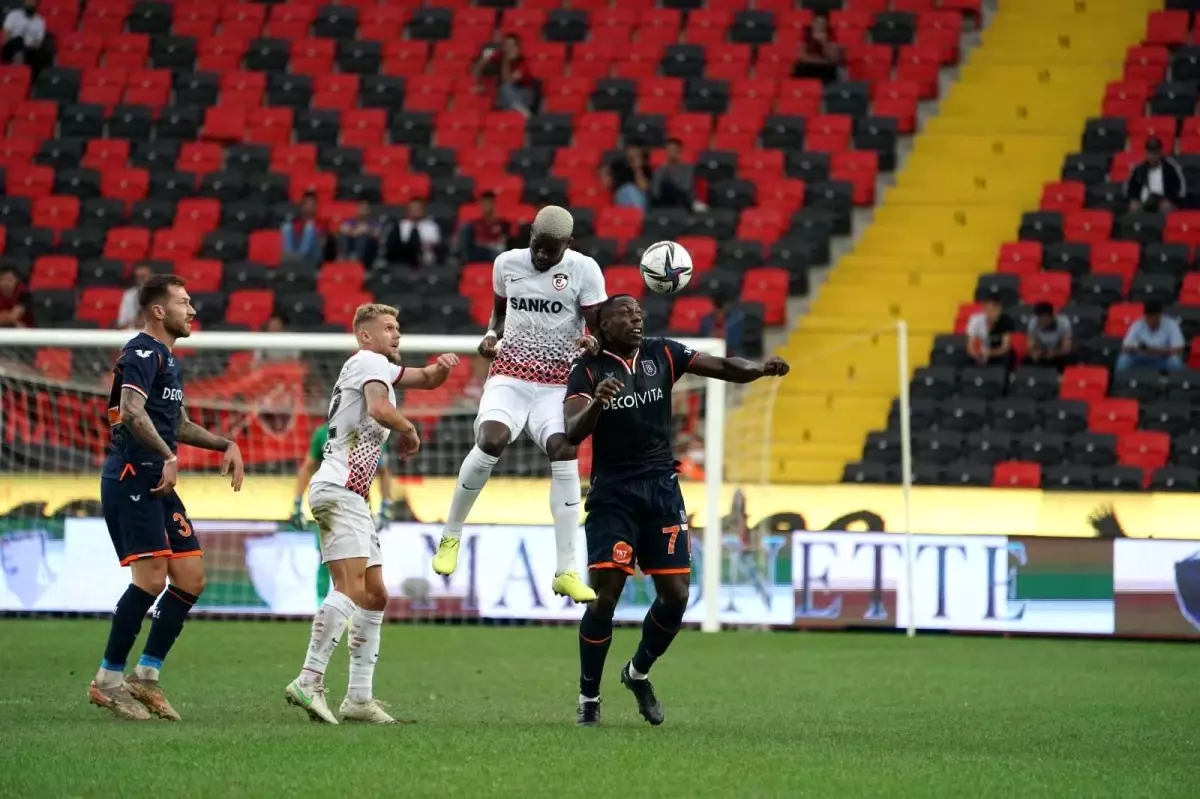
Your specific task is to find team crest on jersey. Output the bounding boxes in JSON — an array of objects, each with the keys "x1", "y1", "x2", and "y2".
[
  {"x1": 552, "y1": 273, "x2": 568, "y2": 291},
  {"x1": 642, "y1": 359, "x2": 657, "y2": 377}
]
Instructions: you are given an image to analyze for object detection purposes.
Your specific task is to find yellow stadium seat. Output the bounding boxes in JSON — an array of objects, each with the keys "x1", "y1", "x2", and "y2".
[{"x1": 724, "y1": 0, "x2": 1150, "y2": 484}]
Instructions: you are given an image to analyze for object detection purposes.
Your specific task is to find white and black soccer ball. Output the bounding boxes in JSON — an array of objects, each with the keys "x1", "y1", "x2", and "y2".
[{"x1": 639, "y1": 241, "x2": 694, "y2": 295}]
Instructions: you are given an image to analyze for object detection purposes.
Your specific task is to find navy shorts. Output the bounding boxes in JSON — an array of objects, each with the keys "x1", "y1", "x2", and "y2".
[
  {"x1": 100, "y1": 462, "x2": 200, "y2": 567},
  {"x1": 584, "y1": 471, "x2": 691, "y2": 576}
]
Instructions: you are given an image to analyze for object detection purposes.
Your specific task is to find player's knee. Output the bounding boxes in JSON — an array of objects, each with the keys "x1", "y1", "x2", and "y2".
[
  {"x1": 363, "y1": 584, "x2": 388, "y2": 611},
  {"x1": 475, "y1": 426, "x2": 510, "y2": 458},
  {"x1": 590, "y1": 589, "x2": 621, "y2": 621},
  {"x1": 174, "y1": 570, "x2": 206, "y2": 597},
  {"x1": 657, "y1": 579, "x2": 690, "y2": 609},
  {"x1": 544, "y1": 434, "x2": 577, "y2": 461},
  {"x1": 131, "y1": 559, "x2": 169, "y2": 596}
]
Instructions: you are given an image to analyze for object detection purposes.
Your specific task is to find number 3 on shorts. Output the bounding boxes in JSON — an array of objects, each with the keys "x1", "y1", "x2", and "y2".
[{"x1": 661, "y1": 524, "x2": 681, "y2": 555}]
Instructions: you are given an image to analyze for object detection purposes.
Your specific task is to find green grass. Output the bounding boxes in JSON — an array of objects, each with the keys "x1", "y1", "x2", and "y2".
[{"x1": 0, "y1": 620, "x2": 1194, "y2": 798}]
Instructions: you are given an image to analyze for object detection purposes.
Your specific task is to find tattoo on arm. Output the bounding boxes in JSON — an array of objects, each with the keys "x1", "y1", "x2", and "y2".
[
  {"x1": 120, "y1": 388, "x2": 175, "y2": 459},
  {"x1": 178, "y1": 406, "x2": 233, "y2": 452}
]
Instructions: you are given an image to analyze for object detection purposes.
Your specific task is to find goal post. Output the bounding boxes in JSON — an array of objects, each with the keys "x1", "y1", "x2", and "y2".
[{"x1": 0, "y1": 327, "x2": 731, "y2": 632}]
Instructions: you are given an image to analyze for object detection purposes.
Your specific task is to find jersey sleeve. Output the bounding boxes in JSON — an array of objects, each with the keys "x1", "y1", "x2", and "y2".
[
  {"x1": 565, "y1": 357, "x2": 595, "y2": 400},
  {"x1": 578, "y1": 257, "x2": 607, "y2": 308},
  {"x1": 356, "y1": 351, "x2": 395, "y2": 389},
  {"x1": 118, "y1": 345, "x2": 161, "y2": 398},
  {"x1": 308, "y1": 425, "x2": 327, "y2": 461},
  {"x1": 663, "y1": 338, "x2": 699, "y2": 383},
  {"x1": 492, "y1": 253, "x2": 508, "y2": 297}
]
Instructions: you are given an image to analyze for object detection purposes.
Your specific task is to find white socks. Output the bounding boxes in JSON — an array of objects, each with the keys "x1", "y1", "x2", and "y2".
[
  {"x1": 346, "y1": 608, "x2": 384, "y2": 704},
  {"x1": 628, "y1": 661, "x2": 648, "y2": 680},
  {"x1": 444, "y1": 446, "x2": 499, "y2": 537},
  {"x1": 550, "y1": 460, "x2": 582, "y2": 575},
  {"x1": 299, "y1": 590, "x2": 355, "y2": 687}
]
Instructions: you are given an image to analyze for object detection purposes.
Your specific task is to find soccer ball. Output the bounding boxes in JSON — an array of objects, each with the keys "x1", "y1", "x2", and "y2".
[{"x1": 639, "y1": 241, "x2": 694, "y2": 294}]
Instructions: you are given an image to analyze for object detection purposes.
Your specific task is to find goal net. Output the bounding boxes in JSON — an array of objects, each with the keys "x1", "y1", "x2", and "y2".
[{"x1": 0, "y1": 327, "x2": 792, "y2": 632}]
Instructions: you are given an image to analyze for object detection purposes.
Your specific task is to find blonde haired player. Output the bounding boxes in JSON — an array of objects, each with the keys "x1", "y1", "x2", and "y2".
[
  {"x1": 432, "y1": 206, "x2": 604, "y2": 603},
  {"x1": 285, "y1": 304, "x2": 459, "y2": 724}
]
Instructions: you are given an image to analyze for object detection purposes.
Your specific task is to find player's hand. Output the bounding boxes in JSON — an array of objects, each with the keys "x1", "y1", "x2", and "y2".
[
  {"x1": 594, "y1": 377, "x2": 623, "y2": 402},
  {"x1": 221, "y1": 442, "x2": 245, "y2": 491},
  {"x1": 375, "y1": 500, "x2": 393, "y2": 532},
  {"x1": 574, "y1": 334, "x2": 600, "y2": 356},
  {"x1": 761, "y1": 356, "x2": 790, "y2": 377},
  {"x1": 152, "y1": 457, "x2": 179, "y2": 498},
  {"x1": 289, "y1": 499, "x2": 306, "y2": 529},
  {"x1": 478, "y1": 333, "x2": 500, "y2": 359},
  {"x1": 397, "y1": 427, "x2": 421, "y2": 460},
  {"x1": 431, "y1": 352, "x2": 460, "y2": 373}
]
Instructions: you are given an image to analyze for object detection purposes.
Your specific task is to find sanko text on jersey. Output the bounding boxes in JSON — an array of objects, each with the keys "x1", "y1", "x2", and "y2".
[{"x1": 509, "y1": 297, "x2": 567, "y2": 314}]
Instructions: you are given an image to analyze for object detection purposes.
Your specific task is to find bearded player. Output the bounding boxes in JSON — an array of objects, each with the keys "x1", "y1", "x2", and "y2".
[
  {"x1": 564, "y1": 295, "x2": 789, "y2": 726},
  {"x1": 91, "y1": 274, "x2": 246, "y2": 721},
  {"x1": 431, "y1": 206, "x2": 605, "y2": 603},
  {"x1": 285, "y1": 303, "x2": 459, "y2": 724}
]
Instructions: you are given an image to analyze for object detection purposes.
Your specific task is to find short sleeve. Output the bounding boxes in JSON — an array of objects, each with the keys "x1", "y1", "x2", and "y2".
[
  {"x1": 357, "y1": 351, "x2": 395, "y2": 390},
  {"x1": 965, "y1": 314, "x2": 986, "y2": 341},
  {"x1": 1058, "y1": 316, "x2": 1072, "y2": 338},
  {"x1": 664, "y1": 338, "x2": 698, "y2": 382},
  {"x1": 492, "y1": 253, "x2": 507, "y2": 297},
  {"x1": 119, "y1": 345, "x2": 160, "y2": 398},
  {"x1": 578, "y1": 257, "x2": 607, "y2": 308},
  {"x1": 565, "y1": 357, "x2": 594, "y2": 400},
  {"x1": 1170, "y1": 319, "x2": 1186, "y2": 349},
  {"x1": 1123, "y1": 321, "x2": 1142, "y2": 347},
  {"x1": 308, "y1": 426, "x2": 327, "y2": 460}
]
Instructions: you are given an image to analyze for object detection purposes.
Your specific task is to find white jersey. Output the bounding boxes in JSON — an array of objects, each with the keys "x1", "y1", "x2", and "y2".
[
  {"x1": 312, "y1": 349, "x2": 405, "y2": 499},
  {"x1": 490, "y1": 248, "x2": 607, "y2": 385}
]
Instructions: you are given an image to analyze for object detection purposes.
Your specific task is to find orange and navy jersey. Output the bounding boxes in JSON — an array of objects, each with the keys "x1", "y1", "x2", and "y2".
[
  {"x1": 566, "y1": 336, "x2": 697, "y2": 481},
  {"x1": 102, "y1": 332, "x2": 183, "y2": 477}
]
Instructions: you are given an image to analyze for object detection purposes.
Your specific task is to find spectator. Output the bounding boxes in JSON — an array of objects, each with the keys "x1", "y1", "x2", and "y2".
[
  {"x1": 253, "y1": 314, "x2": 301, "y2": 364},
  {"x1": 458, "y1": 191, "x2": 511, "y2": 262},
  {"x1": 966, "y1": 299, "x2": 1014, "y2": 368},
  {"x1": 282, "y1": 191, "x2": 324, "y2": 265},
  {"x1": 1126, "y1": 136, "x2": 1186, "y2": 213},
  {"x1": 1117, "y1": 300, "x2": 1185, "y2": 373},
  {"x1": 0, "y1": 266, "x2": 31, "y2": 327},
  {"x1": 1026, "y1": 301, "x2": 1074, "y2": 370},
  {"x1": 608, "y1": 144, "x2": 652, "y2": 212},
  {"x1": 792, "y1": 14, "x2": 843, "y2": 85},
  {"x1": 652, "y1": 139, "x2": 704, "y2": 211},
  {"x1": 700, "y1": 295, "x2": 746, "y2": 358},
  {"x1": 475, "y1": 34, "x2": 537, "y2": 118},
  {"x1": 116, "y1": 263, "x2": 153, "y2": 329},
  {"x1": 2, "y1": 0, "x2": 50, "y2": 81},
  {"x1": 386, "y1": 198, "x2": 441, "y2": 268},
  {"x1": 337, "y1": 200, "x2": 384, "y2": 267}
]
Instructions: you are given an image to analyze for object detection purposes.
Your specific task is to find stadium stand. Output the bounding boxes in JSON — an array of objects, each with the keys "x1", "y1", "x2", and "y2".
[
  {"x1": 0, "y1": 0, "x2": 980, "y2": 478},
  {"x1": 837, "y1": 0, "x2": 1199, "y2": 493}
]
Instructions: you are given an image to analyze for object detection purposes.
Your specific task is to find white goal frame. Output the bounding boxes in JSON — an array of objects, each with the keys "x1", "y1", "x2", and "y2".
[{"x1": 0, "y1": 328, "x2": 730, "y2": 633}]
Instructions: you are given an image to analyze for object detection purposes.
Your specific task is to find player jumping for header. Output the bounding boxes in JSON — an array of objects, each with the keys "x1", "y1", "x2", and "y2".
[
  {"x1": 285, "y1": 303, "x2": 459, "y2": 724},
  {"x1": 563, "y1": 295, "x2": 789, "y2": 727},
  {"x1": 431, "y1": 206, "x2": 606, "y2": 604},
  {"x1": 91, "y1": 274, "x2": 246, "y2": 721}
]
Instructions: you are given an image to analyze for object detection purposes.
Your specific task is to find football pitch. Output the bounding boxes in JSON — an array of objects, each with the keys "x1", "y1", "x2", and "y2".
[{"x1": 0, "y1": 620, "x2": 1192, "y2": 798}]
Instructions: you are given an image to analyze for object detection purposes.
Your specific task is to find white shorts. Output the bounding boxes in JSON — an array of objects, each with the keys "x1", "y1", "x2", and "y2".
[
  {"x1": 475, "y1": 375, "x2": 566, "y2": 451},
  {"x1": 308, "y1": 481, "x2": 381, "y2": 568}
]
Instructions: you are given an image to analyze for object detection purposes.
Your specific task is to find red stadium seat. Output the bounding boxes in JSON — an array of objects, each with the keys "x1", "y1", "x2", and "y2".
[
  {"x1": 595, "y1": 207, "x2": 644, "y2": 250},
  {"x1": 1089, "y1": 399, "x2": 1139, "y2": 437},
  {"x1": 100, "y1": 167, "x2": 150, "y2": 203},
  {"x1": 675, "y1": 236, "x2": 716, "y2": 272},
  {"x1": 200, "y1": 106, "x2": 248, "y2": 143},
  {"x1": 667, "y1": 295, "x2": 714, "y2": 334},
  {"x1": 1040, "y1": 182, "x2": 1086, "y2": 213},
  {"x1": 806, "y1": 115, "x2": 853, "y2": 153},
  {"x1": 1124, "y1": 45, "x2": 1169, "y2": 85},
  {"x1": 35, "y1": 348, "x2": 72, "y2": 380},
  {"x1": 1180, "y1": 273, "x2": 1200, "y2": 307},
  {"x1": 1145, "y1": 10, "x2": 1189, "y2": 47},
  {"x1": 1090, "y1": 242, "x2": 1139, "y2": 292},
  {"x1": 458, "y1": 262, "x2": 494, "y2": 298},
  {"x1": 82, "y1": 138, "x2": 130, "y2": 170},
  {"x1": 0, "y1": 140, "x2": 40, "y2": 170},
  {"x1": 247, "y1": 230, "x2": 282, "y2": 266},
  {"x1": 10, "y1": 100, "x2": 57, "y2": 141},
  {"x1": 324, "y1": 290, "x2": 375, "y2": 330},
  {"x1": 292, "y1": 38, "x2": 337, "y2": 77},
  {"x1": 29, "y1": 256, "x2": 79, "y2": 291},
  {"x1": 5, "y1": 165, "x2": 53, "y2": 201},
  {"x1": 77, "y1": 287, "x2": 125, "y2": 328},
  {"x1": 1060, "y1": 365, "x2": 1109, "y2": 402},
  {"x1": 151, "y1": 228, "x2": 201, "y2": 262},
  {"x1": 32, "y1": 195, "x2": 80, "y2": 231},
  {"x1": 1020, "y1": 271, "x2": 1070, "y2": 309},
  {"x1": 602, "y1": 266, "x2": 646, "y2": 299},
  {"x1": 741, "y1": 267, "x2": 789, "y2": 325},
  {"x1": 992, "y1": 461, "x2": 1041, "y2": 489},
  {"x1": 363, "y1": 145, "x2": 412, "y2": 176},
  {"x1": 288, "y1": 172, "x2": 335, "y2": 204},
  {"x1": 177, "y1": 141, "x2": 224, "y2": 175},
  {"x1": 382, "y1": 173, "x2": 431, "y2": 205},
  {"x1": 736, "y1": 208, "x2": 787, "y2": 245},
  {"x1": 1063, "y1": 210, "x2": 1113, "y2": 245},
  {"x1": 175, "y1": 198, "x2": 222, "y2": 235},
  {"x1": 245, "y1": 107, "x2": 295, "y2": 147},
  {"x1": 1118, "y1": 431, "x2": 1170, "y2": 473},
  {"x1": 225, "y1": 289, "x2": 274, "y2": 329},
  {"x1": 174, "y1": 259, "x2": 223, "y2": 293},
  {"x1": 271, "y1": 143, "x2": 319, "y2": 174},
  {"x1": 1164, "y1": 212, "x2": 1200, "y2": 249},
  {"x1": 1105, "y1": 302, "x2": 1144, "y2": 338},
  {"x1": 996, "y1": 241, "x2": 1043, "y2": 274},
  {"x1": 872, "y1": 80, "x2": 919, "y2": 133}
]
